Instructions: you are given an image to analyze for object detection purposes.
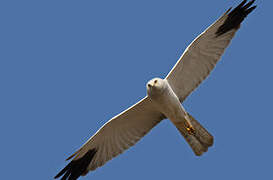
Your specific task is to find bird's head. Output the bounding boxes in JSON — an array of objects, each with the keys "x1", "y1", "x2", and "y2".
[{"x1": 146, "y1": 78, "x2": 166, "y2": 97}]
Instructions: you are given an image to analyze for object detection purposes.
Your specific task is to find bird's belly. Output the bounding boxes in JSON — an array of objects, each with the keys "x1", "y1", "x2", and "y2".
[{"x1": 150, "y1": 85, "x2": 185, "y2": 122}]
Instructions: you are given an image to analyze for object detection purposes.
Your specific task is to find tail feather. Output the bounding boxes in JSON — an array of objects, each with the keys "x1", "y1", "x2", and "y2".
[
  {"x1": 174, "y1": 113, "x2": 213, "y2": 156},
  {"x1": 188, "y1": 114, "x2": 213, "y2": 147}
]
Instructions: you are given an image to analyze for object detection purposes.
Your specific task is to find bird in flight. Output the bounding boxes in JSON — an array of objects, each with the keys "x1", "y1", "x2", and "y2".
[{"x1": 55, "y1": 1, "x2": 256, "y2": 179}]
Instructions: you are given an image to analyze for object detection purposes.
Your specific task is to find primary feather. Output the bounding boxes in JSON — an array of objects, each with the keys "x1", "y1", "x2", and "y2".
[{"x1": 166, "y1": 0, "x2": 256, "y2": 102}]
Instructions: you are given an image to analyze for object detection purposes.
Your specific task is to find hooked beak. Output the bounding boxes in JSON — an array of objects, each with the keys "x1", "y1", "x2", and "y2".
[{"x1": 148, "y1": 80, "x2": 158, "y2": 88}]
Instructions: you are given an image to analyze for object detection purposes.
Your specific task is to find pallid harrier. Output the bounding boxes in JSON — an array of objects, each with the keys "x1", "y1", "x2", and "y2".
[{"x1": 55, "y1": 1, "x2": 256, "y2": 179}]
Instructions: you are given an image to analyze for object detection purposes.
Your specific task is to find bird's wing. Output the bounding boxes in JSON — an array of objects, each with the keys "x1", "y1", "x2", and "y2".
[
  {"x1": 166, "y1": 0, "x2": 256, "y2": 102},
  {"x1": 55, "y1": 96, "x2": 164, "y2": 180}
]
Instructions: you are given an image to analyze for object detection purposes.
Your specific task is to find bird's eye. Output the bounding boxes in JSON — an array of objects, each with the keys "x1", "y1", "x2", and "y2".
[
  {"x1": 154, "y1": 80, "x2": 157, "y2": 84},
  {"x1": 148, "y1": 84, "x2": 151, "y2": 88}
]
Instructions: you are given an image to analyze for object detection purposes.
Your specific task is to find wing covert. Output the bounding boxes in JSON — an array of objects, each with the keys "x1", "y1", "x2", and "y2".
[
  {"x1": 166, "y1": 0, "x2": 256, "y2": 102},
  {"x1": 55, "y1": 96, "x2": 164, "y2": 179}
]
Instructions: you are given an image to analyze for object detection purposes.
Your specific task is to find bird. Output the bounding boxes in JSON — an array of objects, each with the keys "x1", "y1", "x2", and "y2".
[{"x1": 55, "y1": 1, "x2": 256, "y2": 179}]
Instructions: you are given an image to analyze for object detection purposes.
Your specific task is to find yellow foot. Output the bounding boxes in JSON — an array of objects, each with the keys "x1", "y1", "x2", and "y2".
[{"x1": 186, "y1": 126, "x2": 195, "y2": 135}]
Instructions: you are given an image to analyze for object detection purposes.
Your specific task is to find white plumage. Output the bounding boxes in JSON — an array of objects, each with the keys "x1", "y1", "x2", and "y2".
[{"x1": 55, "y1": 1, "x2": 256, "y2": 179}]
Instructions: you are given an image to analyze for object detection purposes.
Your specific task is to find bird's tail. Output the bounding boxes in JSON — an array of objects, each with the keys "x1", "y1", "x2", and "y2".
[{"x1": 173, "y1": 113, "x2": 213, "y2": 156}]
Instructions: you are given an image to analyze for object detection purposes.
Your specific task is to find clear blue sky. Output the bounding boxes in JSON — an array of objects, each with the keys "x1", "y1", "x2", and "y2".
[{"x1": 0, "y1": 0, "x2": 272, "y2": 179}]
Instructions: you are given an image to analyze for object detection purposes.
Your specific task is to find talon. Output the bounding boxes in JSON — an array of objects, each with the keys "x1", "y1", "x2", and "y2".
[{"x1": 186, "y1": 126, "x2": 195, "y2": 135}]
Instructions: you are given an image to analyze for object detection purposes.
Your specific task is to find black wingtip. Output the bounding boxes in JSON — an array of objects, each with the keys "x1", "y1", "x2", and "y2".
[
  {"x1": 216, "y1": 0, "x2": 257, "y2": 37},
  {"x1": 55, "y1": 149, "x2": 97, "y2": 180}
]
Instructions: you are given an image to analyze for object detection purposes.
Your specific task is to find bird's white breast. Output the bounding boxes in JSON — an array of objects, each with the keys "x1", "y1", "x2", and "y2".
[{"x1": 147, "y1": 79, "x2": 186, "y2": 122}]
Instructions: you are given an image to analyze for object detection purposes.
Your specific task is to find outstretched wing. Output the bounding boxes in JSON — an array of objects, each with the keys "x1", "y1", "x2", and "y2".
[
  {"x1": 166, "y1": 0, "x2": 256, "y2": 102},
  {"x1": 55, "y1": 97, "x2": 164, "y2": 180}
]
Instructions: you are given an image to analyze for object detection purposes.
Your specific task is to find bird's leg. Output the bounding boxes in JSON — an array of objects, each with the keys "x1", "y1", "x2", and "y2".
[
  {"x1": 184, "y1": 114, "x2": 195, "y2": 135},
  {"x1": 180, "y1": 105, "x2": 196, "y2": 135}
]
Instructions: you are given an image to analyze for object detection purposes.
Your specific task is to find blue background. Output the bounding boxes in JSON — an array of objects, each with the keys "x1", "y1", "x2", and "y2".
[{"x1": 1, "y1": 0, "x2": 271, "y2": 179}]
